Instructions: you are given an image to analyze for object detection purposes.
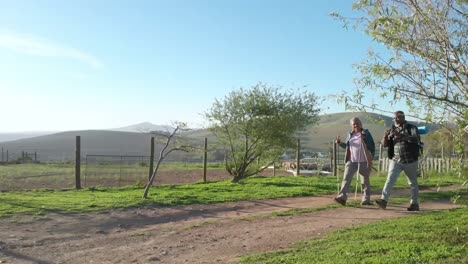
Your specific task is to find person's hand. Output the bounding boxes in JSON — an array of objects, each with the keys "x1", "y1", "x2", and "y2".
[
  {"x1": 384, "y1": 129, "x2": 391, "y2": 137},
  {"x1": 335, "y1": 136, "x2": 341, "y2": 144},
  {"x1": 384, "y1": 129, "x2": 394, "y2": 140},
  {"x1": 389, "y1": 129, "x2": 404, "y2": 142}
]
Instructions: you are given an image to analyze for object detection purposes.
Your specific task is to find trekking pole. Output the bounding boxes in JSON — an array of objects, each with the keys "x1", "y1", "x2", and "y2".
[
  {"x1": 355, "y1": 133, "x2": 369, "y2": 201},
  {"x1": 354, "y1": 137, "x2": 371, "y2": 200},
  {"x1": 354, "y1": 141, "x2": 361, "y2": 201},
  {"x1": 334, "y1": 139, "x2": 340, "y2": 195}
]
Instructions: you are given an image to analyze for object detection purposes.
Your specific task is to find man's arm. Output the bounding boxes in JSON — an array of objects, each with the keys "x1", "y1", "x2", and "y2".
[{"x1": 382, "y1": 129, "x2": 391, "y2": 147}]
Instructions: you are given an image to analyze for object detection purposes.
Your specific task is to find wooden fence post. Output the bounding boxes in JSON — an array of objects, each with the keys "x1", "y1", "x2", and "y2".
[
  {"x1": 333, "y1": 141, "x2": 337, "y2": 177},
  {"x1": 203, "y1": 137, "x2": 207, "y2": 183},
  {"x1": 149, "y1": 137, "x2": 155, "y2": 181},
  {"x1": 296, "y1": 139, "x2": 300, "y2": 176},
  {"x1": 378, "y1": 144, "x2": 383, "y2": 172},
  {"x1": 75, "y1": 136, "x2": 81, "y2": 189},
  {"x1": 273, "y1": 161, "x2": 276, "y2": 176}
]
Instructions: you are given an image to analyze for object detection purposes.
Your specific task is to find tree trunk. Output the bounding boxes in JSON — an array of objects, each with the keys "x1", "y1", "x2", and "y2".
[
  {"x1": 231, "y1": 174, "x2": 245, "y2": 183},
  {"x1": 143, "y1": 162, "x2": 161, "y2": 199}
]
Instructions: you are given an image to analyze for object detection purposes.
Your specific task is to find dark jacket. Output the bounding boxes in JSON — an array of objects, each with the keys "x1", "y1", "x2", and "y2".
[
  {"x1": 385, "y1": 122, "x2": 420, "y2": 162},
  {"x1": 338, "y1": 129, "x2": 375, "y2": 163}
]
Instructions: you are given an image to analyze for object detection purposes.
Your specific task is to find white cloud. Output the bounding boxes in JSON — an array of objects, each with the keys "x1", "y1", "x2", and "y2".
[{"x1": 0, "y1": 33, "x2": 103, "y2": 69}]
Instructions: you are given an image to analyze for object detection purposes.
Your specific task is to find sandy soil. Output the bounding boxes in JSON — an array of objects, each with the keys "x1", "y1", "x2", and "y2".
[{"x1": 0, "y1": 185, "x2": 461, "y2": 264}]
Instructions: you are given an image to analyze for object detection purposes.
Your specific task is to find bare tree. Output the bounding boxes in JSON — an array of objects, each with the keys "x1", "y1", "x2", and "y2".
[{"x1": 142, "y1": 122, "x2": 194, "y2": 199}]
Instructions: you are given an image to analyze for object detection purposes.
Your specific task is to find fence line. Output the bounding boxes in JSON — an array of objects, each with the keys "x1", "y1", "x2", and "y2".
[
  {"x1": 379, "y1": 157, "x2": 462, "y2": 172},
  {"x1": 2, "y1": 137, "x2": 466, "y2": 191}
]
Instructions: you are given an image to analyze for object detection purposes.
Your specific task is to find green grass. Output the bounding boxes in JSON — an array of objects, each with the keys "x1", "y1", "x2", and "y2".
[
  {"x1": 0, "y1": 176, "x2": 334, "y2": 217},
  {"x1": 1, "y1": 162, "x2": 463, "y2": 192},
  {"x1": 239, "y1": 208, "x2": 467, "y2": 264},
  {"x1": 0, "y1": 162, "x2": 75, "y2": 178},
  {"x1": 0, "y1": 162, "x2": 224, "y2": 178},
  {"x1": 0, "y1": 173, "x2": 465, "y2": 218}
]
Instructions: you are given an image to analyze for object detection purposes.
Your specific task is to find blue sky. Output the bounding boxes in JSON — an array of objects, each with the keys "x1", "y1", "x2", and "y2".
[{"x1": 0, "y1": 0, "x2": 384, "y2": 132}]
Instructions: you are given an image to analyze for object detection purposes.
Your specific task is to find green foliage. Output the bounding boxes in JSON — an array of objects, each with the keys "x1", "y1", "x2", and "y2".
[
  {"x1": 240, "y1": 208, "x2": 467, "y2": 264},
  {"x1": 332, "y1": 0, "x2": 468, "y2": 177},
  {"x1": 205, "y1": 82, "x2": 321, "y2": 182},
  {"x1": 332, "y1": 0, "x2": 467, "y2": 138}
]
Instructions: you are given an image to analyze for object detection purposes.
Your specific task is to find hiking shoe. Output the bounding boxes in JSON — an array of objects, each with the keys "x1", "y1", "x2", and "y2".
[
  {"x1": 375, "y1": 199, "x2": 387, "y2": 209},
  {"x1": 360, "y1": 200, "x2": 373, "y2": 206},
  {"x1": 334, "y1": 197, "x2": 346, "y2": 206},
  {"x1": 407, "y1": 204, "x2": 420, "y2": 211}
]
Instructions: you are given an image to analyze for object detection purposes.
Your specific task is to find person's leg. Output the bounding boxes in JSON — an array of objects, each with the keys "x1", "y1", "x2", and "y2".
[
  {"x1": 337, "y1": 161, "x2": 358, "y2": 201},
  {"x1": 358, "y1": 162, "x2": 371, "y2": 202},
  {"x1": 381, "y1": 160, "x2": 403, "y2": 201},
  {"x1": 403, "y1": 161, "x2": 419, "y2": 204}
]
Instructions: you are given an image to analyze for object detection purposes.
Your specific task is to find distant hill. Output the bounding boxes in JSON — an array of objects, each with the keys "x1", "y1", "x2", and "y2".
[
  {"x1": 0, "y1": 129, "x2": 211, "y2": 162},
  {"x1": 110, "y1": 122, "x2": 174, "y2": 133},
  {"x1": 0, "y1": 113, "x2": 434, "y2": 162},
  {"x1": 302, "y1": 112, "x2": 394, "y2": 152},
  {"x1": 0, "y1": 132, "x2": 58, "y2": 143},
  {"x1": 300, "y1": 112, "x2": 433, "y2": 153}
]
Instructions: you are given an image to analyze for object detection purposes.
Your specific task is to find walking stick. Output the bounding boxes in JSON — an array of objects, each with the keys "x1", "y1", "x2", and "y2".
[
  {"x1": 355, "y1": 132, "x2": 370, "y2": 201},
  {"x1": 354, "y1": 140, "x2": 362, "y2": 200}
]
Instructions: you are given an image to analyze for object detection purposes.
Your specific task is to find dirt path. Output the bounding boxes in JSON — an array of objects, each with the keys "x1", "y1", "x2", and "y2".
[{"x1": 0, "y1": 186, "x2": 461, "y2": 264}]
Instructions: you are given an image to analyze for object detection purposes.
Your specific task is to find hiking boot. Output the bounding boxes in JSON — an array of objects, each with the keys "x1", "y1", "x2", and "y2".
[
  {"x1": 375, "y1": 199, "x2": 387, "y2": 209},
  {"x1": 334, "y1": 197, "x2": 346, "y2": 206},
  {"x1": 360, "y1": 200, "x2": 373, "y2": 206},
  {"x1": 407, "y1": 204, "x2": 420, "y2": 211}
]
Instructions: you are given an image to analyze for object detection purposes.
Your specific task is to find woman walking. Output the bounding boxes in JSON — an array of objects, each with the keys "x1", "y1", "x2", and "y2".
[{"x1": 334, "y1": 117, "x2": 375, "y2": 206}]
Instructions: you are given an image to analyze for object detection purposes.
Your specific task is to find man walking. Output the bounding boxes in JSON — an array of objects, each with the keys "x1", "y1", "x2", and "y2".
[{"x1": 376, "y1": 111, "x2": 421, "y2": 211}]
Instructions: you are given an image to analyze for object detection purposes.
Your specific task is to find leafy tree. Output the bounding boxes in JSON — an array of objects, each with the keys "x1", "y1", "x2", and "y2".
[
  {"x1": 205, "y1": 83, "x2": 320, "y2": 182},
  {"x1": 331, "y1": 0, "x2": 467, "y2": 167},
  {"x1": 332, "y1": 0, "x2": 466, "y2": 119}
]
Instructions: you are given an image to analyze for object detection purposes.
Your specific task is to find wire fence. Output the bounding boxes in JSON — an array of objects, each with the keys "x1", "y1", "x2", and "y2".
[
  {"x1": 1, "y1": 137, "x2": 466, "y2": 191},
  {"x1": 84, "y1": 154, "x2": 150, "y2": 187}
]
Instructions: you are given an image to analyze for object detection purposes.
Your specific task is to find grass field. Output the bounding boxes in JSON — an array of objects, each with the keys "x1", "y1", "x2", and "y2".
[
  {"x1": 0, "y1": 162, "x2": 228, "y2": 191},
  {"x1": 239, "y1": 207, "x2": 467, "y2": 264},
  {"x1": 0, "y1": 172, "x2": 465, "y2": 218}
]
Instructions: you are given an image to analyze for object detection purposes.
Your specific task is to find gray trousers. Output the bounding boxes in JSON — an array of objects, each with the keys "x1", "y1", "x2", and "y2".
[
  {"x1": 381, "y1": 160, "x2": 419, "y2": 204},
  {"x1": 337, "y1": 161, "x2": 371, "y2": 202}
]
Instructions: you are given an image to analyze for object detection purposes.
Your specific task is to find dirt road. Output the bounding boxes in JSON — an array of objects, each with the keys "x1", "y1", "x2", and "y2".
[{"x1": 0, "y1": 187, "x2": 461, "y2": 264}]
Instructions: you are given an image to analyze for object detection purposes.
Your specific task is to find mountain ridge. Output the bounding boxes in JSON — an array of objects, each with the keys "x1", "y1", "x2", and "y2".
[
  {"x1": 109, "y1": 122, "x2": 174, "y2": 133},
  {"x1": 0, "y1": 122, "x2": 175, "y2": 142},
  {"x1": 0, "y1": 112, "x2": 434, "y2": 162}
]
